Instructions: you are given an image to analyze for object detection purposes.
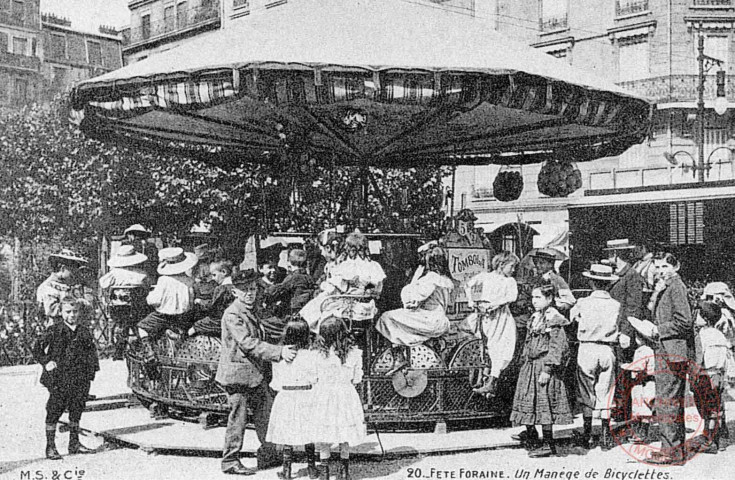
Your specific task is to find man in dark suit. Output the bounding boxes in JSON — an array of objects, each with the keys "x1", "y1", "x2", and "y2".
[
  {"x1": 216, "y1": 270, "x2": 296, "y2": 475},
  {"x1": 605, "y1": 239, "x2": 646, "y2": 423},
  {"x1": 33, "y1": 296, "x2": 99, "y2": 460},
  {"x1": 648, "y1": 253, "x2": 694, "y2": 465}
]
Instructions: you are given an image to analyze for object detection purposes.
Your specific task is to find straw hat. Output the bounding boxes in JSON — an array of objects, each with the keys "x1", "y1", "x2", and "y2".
[
  {"x1": 603, "y1": 239, "x2": 636, "y2": 250},
  {"x1": 123, "y1": 224, "x2": 151, "y2": 237},
  {"x1": 157, "y1": 247, "x2": 198, "y2": 275},
  {"x1": 417, "y1": 240, "x2": 438, "y2": 253},
  {"x1": 701, "y1": 282, "x2": 735, "y2": 310},
  {"x1": 108, "y1": 245, "x2": 148, "y2": 268},
  {"x1": 582, "y1": 264, "x2": 619, "y2": 282},
  {"x1": 49, "y1": 249, "x2": 88, "y2": 266}
]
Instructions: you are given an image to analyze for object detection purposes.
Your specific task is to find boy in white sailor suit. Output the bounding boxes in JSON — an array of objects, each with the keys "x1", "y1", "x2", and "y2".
[{"x1": 571, "y1": 264, "x2": 621, "y2": 450}]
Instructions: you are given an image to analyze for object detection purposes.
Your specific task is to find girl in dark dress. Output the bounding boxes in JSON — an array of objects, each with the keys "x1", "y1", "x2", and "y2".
[{"x1": 510, "y1": 283, "x2": 573, "y2": 457}]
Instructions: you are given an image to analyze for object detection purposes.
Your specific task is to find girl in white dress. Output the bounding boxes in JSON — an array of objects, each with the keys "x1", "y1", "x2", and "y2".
[
  {"x1": 463, "y1": 251, "x2": 520, "y2": 396},
  {"x1": 300, "y1": 233, "x2": 386, "y2": 332},
  {"x1": 376, "y1": 247, "x2": 455, "y2": 370},
  {"x1": 267, "y1": 318, "x2": 319, "y2": 479},
  {"x1": 310, "y1": 316, "x2": 366, "y2": 480}
]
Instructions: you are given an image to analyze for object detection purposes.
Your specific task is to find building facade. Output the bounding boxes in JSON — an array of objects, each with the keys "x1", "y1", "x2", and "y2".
[
  {"x1": 0, "y1": 0, "x2": 43, "y2": 106},
  {"x1": 448, "y1": 0, "x2": 735, "y2": 258},
  {"x1": 0, "y1": 0, "x2": 123, "y2": 107},
  {"x1": 122, "y1": 0, "x2": 221, "y2": 64},
  {"x1": 42, "y1": 14, "x2": 123, "y2": 101}
]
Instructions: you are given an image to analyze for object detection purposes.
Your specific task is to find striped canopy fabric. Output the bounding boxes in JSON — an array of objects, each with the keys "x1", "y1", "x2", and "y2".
[{"x1": 71, "y1": 0, "x2": 652, "y2": 168}]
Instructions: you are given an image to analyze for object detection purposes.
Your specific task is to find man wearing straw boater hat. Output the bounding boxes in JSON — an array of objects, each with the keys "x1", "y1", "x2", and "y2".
[
  {"x1": 571, "y1": 264, "x2": 621, "y2": 450},
  {"x1": 36, "y1": 249, "x2": 89, "y2": 327},
  {"x1": 604, "y1": 239, "x2": 646, "y2": 426},
  {"x1": 99, "y1": 245, "x2": 152, "y2": 360},
  {"x1": 136, "y1": 247, "x2": 198, "y2": 378}
]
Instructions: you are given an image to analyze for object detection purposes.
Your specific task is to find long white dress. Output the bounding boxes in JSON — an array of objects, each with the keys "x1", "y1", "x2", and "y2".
[
  {"x1": 300, "y1": 257, "x2": 386, "y2": 332},
  {"x1": 266, "y1": 349, "x2": 318, "y2": 445},
  {"x1": 463, "y1": 271, "x2": 518, "y2": 378},
  {"x1": 309, "y1": 347, "x2": 366, "y2": 445},
  {"x1": 376, "y1": 271, "x2": 454, "y2": 347}
]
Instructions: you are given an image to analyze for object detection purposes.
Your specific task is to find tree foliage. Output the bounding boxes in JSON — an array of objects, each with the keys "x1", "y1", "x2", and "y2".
[{"x1": 0, "y1": 94, "x2": 448, "y2": 252}]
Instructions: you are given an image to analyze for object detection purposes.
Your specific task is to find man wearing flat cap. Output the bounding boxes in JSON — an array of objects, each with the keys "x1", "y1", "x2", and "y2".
[
  {"x1": 529, "y1": 249, "x2": 576, "y2": 312},
  {"x1": 36, "y1": 249, "x2": 88, "y2": 327}
]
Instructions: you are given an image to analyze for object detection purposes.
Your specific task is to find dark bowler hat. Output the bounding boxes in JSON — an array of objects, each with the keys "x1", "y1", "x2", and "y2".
[
  {"x1": 232, "y1": 269, "x2": 261, "y2": 289},
  {"x1": 530, "y1": 251, "x2": 556, "y2": 262}
]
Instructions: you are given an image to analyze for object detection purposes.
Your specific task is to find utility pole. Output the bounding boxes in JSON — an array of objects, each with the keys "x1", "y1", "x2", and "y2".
[{"x1": 697, "y1": 31, "x2": 706, "y2": 183}]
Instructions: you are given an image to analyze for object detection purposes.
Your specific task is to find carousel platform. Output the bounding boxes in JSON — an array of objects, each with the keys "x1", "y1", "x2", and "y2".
[
  {"x1": 5, "y1": 359, "x2": 581, "y2": 457},
  {"x1": 5, "y1": 359, "x2": 735, "y2": 460}
]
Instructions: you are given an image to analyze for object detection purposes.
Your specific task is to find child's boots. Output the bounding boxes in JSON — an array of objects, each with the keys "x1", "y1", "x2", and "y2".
[
  {"x1": 45, "y1": 423, "x2": 62, "y2": 460},
  {"x1": 68, "y1": 423, "x2": 95, "y2": 455},
  {"x1": 338, "y1": 458, "x2": 351, "y2": 480},
  {"x1": 278, "y1": 446, "x2": 292, "y2": 479},
  {"x1": 305, "y1": 444, "x2": 319, "y2": 479},
  {"x1": 318, "y1": 461, "x2": 330, "y2": 480},
  {"x1": 528, "y1": 440, "x2": 556, "y2": 458}
]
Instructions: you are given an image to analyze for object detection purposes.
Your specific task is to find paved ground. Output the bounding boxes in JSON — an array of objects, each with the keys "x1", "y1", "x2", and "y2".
[{"x1": 2, "y1": 360, "x2": 735, "y2": 480}]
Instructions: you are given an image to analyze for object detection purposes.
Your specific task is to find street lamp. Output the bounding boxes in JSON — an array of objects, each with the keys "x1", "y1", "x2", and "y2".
[
  {"x1": 664, "y1": 146, "x2": 734, "y2": 179},
  {"x1": 696, "y1": 29, "x2": 728, "y2": 182}
]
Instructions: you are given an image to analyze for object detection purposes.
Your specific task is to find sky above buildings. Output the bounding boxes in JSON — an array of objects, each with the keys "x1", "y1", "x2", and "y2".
[{"x1": 41, "y1": 0, "x2": 130, "y2": 33}]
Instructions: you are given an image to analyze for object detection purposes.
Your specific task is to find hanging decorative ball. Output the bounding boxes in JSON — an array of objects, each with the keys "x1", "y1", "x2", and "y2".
[
  {"x1": 537, "y1": 159, "x2": 582, "y2": 198},
  {"x1": 492, "y1": 169, "x2": 524, "y2": 202}
]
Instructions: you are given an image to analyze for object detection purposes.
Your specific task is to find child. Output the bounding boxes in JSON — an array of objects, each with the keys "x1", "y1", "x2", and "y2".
[
  {"x1": 310, "y1": 316, "x2": 366, "y2": 480},
  {"x1": 187, "y1": 260, "x2": 235, "y2": 337},
  {"x1": 622, "y1": 334, "x2": 656, "y2": 445},
  {"x1": 266, "y1": 319, "x2": 319, "y2": 479},
  {"x1": 570, "y1": 264, "x2": 621, "y2": 450},
  {"x1": 36, "y1": 249, "x2": 88, "y2": 327},
  {"x1": 136, "y1": 247, "x2": 198, "y2": 378},
  {"x1": 267, "y1": 249, "x2": 317, "y2": 321},
  {"x1": 32, "y1": 296, "x2": 100, "y2": 460},
  {"x1": 99, "y1": 245, "x2": 152, "y2": 360},
  {"x1": 510, "y1": 283, "x2": 573, "y2": 457},
  {"x1": 376, "y1": 246, "x2": 455, "y2": 373},
  {"x1": 301, "y1": 233, "x2": 385, "y2": 332},
  {"x1": 463, "y1": 251, "x2": 519, "y2": 396},
  {"x1": 692, "y1": 301, "x2": 731, "y2": 453}
]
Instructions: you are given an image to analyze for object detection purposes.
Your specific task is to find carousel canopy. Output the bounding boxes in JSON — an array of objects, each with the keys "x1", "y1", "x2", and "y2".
[{"x1": 71, "y1": 0, "x2": 652, "y2": 168}]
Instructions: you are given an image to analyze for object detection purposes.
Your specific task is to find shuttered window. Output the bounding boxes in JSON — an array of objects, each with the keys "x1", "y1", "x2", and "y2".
[{"x1": 669, "y1": 201, "x2": 704, "y2": 245}]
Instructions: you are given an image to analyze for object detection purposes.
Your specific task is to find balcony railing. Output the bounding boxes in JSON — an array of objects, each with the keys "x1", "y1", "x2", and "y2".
[
  {"x1": 540, "y1": 15, "x2": 568, "y2": 32},
  {"x1": 617, "y1": 74, "x2": 735, "y2": 103},
  {"x1": 616, "y1": 0, "x2": 649, "y2": 17},
  {"x1": 692, "y1": 0, "x2": 732, "y2": 6},
  {"x1": 588, "y1": 161, "x2": 735, "y2": 191},
  {"x1": 0, "y1": 51, "x2": 41, "y2": 72},
  {"x1": 124, "y1": 1, "x2": 220, "y2": 47}
]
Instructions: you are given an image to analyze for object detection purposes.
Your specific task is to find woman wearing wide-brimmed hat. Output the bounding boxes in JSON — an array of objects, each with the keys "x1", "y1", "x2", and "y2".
[
  {"x1": 36, "y1": 249, "x2": 88, "y2": 326},
  {"x1": 135, "y1": 247, "x2": 198, "y2": 379},
  {"x1": 100, "y1": 245, "x2": 153, "y2": 360}
]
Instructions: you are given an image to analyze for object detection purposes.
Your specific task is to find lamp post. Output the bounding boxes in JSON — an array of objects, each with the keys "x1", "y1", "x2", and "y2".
[
  {"x1": 696, "y1": 30, "x2": 728, "y2": 182},
  {"x1": 664, "y1": 146, "x2": 734, "y2": 179}
]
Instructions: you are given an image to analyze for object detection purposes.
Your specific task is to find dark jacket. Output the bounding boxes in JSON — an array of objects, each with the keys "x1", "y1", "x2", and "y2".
[
  {"x1": 608, "y1": 263, "x2": 645, "y2": 339},
  {"x1": 32, "y1": 322, "x2": 99, "y2": 388},
  {"x1": 266, "y1": 269, "x2": 316, "y2": 316},
  {"x1": 651, "y1": 274, "x2": 694, "y2": 360},
  {"x1": 215, "y1": 299, "x2": 282, "y2": 388}
]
